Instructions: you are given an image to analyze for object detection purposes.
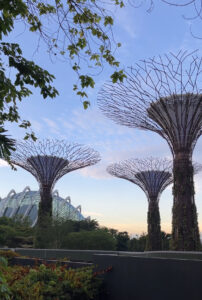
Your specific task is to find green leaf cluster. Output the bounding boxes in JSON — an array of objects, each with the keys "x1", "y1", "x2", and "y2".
[
  {"x1": 0, "y1": 1, "x2": 60, "y2": 160},
  {"x1": 0, "y1": 0, "x2": 127, "y2": 160},
  {"x1": 1, "y1": 262, "x2": 102, "y2": 300}
]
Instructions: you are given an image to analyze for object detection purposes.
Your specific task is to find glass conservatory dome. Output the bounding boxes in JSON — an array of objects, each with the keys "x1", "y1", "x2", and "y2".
[{"x1": 0, "y1": 187, "x2": 85, "y2": 226}]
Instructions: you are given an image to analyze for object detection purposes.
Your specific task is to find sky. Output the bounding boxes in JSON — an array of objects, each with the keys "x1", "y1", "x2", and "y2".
[{"x1": 1, "y1": 0, "x2": 202, "y2": 236}]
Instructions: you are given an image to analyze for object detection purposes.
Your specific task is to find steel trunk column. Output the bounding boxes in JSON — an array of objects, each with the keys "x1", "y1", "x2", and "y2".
[
  {"x1": 146, "y1": 197, "x2": 162, "y2": 251},
  {"x1": 38, "y1": 184, "x2": 53, "y2": 220},
  {"x1": 172, "y1": 153, "x2": 200, "y2": 250},
  {"x1": 35, "y1": 184, "x2": 53, "y2": 248}
]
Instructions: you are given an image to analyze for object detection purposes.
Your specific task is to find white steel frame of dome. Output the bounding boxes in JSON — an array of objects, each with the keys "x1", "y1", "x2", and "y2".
[
  {"x1": 10, "y1": 139, "x2": 100, "y2": 247},
  {"x1": 98, "y1": 50, "x2": 202, "y2": 250},
  {"x1": 0, "y1": 188, "x2": 85, "y2": 226},
  {"x1": 107, "y1": 157, "x2": 172, "y2": 251}
]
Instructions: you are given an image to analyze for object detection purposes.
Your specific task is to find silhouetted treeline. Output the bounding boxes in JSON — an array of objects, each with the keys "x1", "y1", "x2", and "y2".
[{"x1": 0, "y1": 216, "x2": 171, "y2": 251}]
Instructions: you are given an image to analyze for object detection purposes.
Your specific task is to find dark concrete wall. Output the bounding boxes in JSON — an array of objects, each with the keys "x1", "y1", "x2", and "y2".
[
  {"x1": 11, "y1": 248, "x2": 117, "y2": 262},
  {"x1": 2, "y1": 248, "x2": 202, "y2": 299},
  {"x1": 94, "y1": 254, "x2": 202, "y2": 300},
  {"x1": 6, "y1": 248, "x2": 202, "y2": 261}
]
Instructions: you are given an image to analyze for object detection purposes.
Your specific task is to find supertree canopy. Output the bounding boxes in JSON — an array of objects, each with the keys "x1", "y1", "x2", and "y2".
[
  {"x1": 98, "y1": 50, "x2": 202, "y2": 250},
  {"x1": 11, "y1": 139, "x2": 100, "y2": 247},
  {"x1": 107, "y1": 157, "x2": 172, "y2": 251}
]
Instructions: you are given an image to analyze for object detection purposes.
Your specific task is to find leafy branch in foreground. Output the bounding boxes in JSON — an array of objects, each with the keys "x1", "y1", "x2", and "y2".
[
  {"x1": 0, "y1": 127, "x2": 15, "y2": 160},
  {"x1": 0, "y1": 0, "x2": 126, "y2": 158},
  {"x1": 132, "y1": 0, "x2": 202, "y2": 37},
  {"x1": 1, "y1": 0, "x2": 126, "y2": 106},
  {"x1": 0, "y1": 40, "x2": 58, "y2": 159}
]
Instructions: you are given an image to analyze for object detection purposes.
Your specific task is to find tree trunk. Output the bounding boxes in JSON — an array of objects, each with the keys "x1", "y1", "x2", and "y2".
[
  {"x1": 146, "y1": 198, "x2": 162, "y2": 251},
  {"x1": 172, "y1": 155, "x2": 200, "y2": 250},
  {"x1": 35, "y1": 185, "x2": 53, "y2": 248}
]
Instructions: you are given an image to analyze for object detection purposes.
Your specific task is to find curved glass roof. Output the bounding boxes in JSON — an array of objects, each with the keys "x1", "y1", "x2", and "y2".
[{"x1": 0, "y1": 187, "x2": 85, "y2": 226}]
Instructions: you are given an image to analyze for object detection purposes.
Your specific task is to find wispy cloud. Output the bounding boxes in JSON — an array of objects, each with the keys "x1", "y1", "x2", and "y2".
[
  {"x1": 30, "y1": 120, "x2": 43, "y2": 132},
  {"x1": 42, "y1": 117, "x2": 61, "y2": 136},
  {"x1": 43, "y1": 118, "x2": 58, "y2": 130}
]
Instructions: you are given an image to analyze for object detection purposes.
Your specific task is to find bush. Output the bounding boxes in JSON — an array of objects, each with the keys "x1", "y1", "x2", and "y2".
[
  {"x1": 0, "y1": 250, "x2": 20, "y2": 261},
  {"x1": 61, "y1": 230, "x2": 117, "y2": 250},
  {"x1": 1, "y1": 263, "x2": 103, "y2": 300},
  {"x1": 0, "y1": 256, "x2": 12, "y2": 300},
  {"x1": 0, "y1": 217, "x2": 33, "y2": 248}
]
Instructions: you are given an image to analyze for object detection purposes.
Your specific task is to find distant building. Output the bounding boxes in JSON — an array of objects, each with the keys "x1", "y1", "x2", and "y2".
[{"x1": 0, "y1": 187, "x2": 85, "y2": 226}]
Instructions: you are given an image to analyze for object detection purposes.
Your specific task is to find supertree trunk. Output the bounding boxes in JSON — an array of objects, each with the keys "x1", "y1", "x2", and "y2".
[
  {"x1": 107, "y1": 158, "x2": 172, "y2": 251},
  {"x1": 35, "y1": 185, "x2": 53, "y2": 248},
  {"x1": 172, "y1": 155, "x2": 200, "y2": 250},
  {"x1": 146, "y1": 198, "x2": 162, "y2": 251},
  {"x1": 38, "y1": 185, "x2": 53, "y2": 221}
]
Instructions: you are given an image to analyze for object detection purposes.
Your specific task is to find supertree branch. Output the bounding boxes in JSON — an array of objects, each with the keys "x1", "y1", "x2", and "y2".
[
  {"x1": 161, "y1": 1, "x2": 202, "y2": 21},
  {"x1": 99, "y1": 50, "x2": 202, "y2": 250},
  {"x1": 107, "y1": 157, "x2": 172, "y2": 251},
  {"x1": 10, "y1": 139, "x2": 100, "y2": 248},
  {"x1": 11, "y1": 139, "x2": 100, "y2": 184},
  {"x1": 98, "y1": 50, "x2": 202, "y2": 155},
  {"x1": 107, "y1": 157, "x2": 173, "y2": 200}
]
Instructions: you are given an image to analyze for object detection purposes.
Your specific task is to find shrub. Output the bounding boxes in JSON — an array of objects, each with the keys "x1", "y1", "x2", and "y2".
[
  {"x1": 0, "y1": 256, "x2": 12, "y2": 300},
  {"x1": 61, "y1": 230, "x2": 117, "y2": 250},
  {"x1": 0, "y1": 250, "x2": 20, "y2": 261},
  {"x1": 1, "y1": 263, "x2": 103, "y2": 300}
]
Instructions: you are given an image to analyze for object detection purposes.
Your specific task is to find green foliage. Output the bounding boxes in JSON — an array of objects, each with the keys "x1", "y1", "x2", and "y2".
[
  {"x1": 1, "y1": 263, "x2": 102, "y2": 300},
  {"x1": 0, "y1": 19, "x2": 59, "y2": 158},
  {"x1": 115, "y1": 231, "x2": 130, "y2": 251},
  {"x1": 61, "y1": 229, "x2": 117, "y2": 250},
  {"x1": 0, "y1": 250, "x2": 20, "y2": 261},
  {"x1": 102, "y1": 228, "x2": 130, "y2": 251},
  {"x1": 145, "y1": 201, "x2": 162, "y2": 251},
  {"x1": 1, "y1": 0, "x2": 126, "y2": 118},
  {"x1": 161, "y1": 232, "x2": 171, "y2": 251},
  {"x1": 172, "y1": 160, "x2": 200, "y2": 250},
  {"x1": 34, "y1": 218, "x2": 100, "y2": 249},
  {"x1": 34, "y1": 214, "x2": 53, "y2": 249},
  {"x1": 129, "y1": 232, "x2": 171, "y2": 252},
  {"x1": 0, "y1": 256, "x2": 11, "y2": 300},
  {"x1": 0, "y1": 127, "x2": 15, "y2": 160},
  {"x1": 129, "y1": 233, "x2": 147, "y2": 252},
  {"x1": 0, "y1": 217, "x2": 34, "y2": 248},
  {"x1": 110, "y1": 70, "x2": 127, "y2": 83},
  {"x1": 0, "y1": 12, "x2": 58, "y2": 159}
]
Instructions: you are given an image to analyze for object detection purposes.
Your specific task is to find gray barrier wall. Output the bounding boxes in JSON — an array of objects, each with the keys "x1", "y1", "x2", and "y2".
[
  {"x1": 8, "y1": 248, "x2": 202, "y2": 261},
  {"x1": 94, "y1": 254, "x2": 202, "y2": 300},
  {"x1": 1, "y1": 248, "x2": 202, "y2": 300}
]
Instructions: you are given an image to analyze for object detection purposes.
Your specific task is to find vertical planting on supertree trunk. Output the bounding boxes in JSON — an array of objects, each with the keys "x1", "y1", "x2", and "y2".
[
  {"x1": 172, "y1": 156, "x2": 200, "y2": 250},
  {"x1": 98, "y1": 50, "x2": 202, "y2": 250},
  {"x1": 146, "y1": 197, "x2": 161, "y2": 251},
  {"x1": 107, "y1": 157, "x2": 172, "y2": 251}
]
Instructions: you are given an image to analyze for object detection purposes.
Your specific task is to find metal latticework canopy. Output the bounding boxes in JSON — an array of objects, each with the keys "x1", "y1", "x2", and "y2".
[
  {"x1": 11, "y1": 139, "x2": 100, "y2": 191},
  {"x1": 107, "y1": 157, "x2": 172, "y2": 251},
  {"x1": 99, "y1": 51, "x2": 202, "y2": 250},
  {"x1": 98, "y1": 50, "x2": 202, "y2": 157},
  {"x1": 107, "y1": 157, "x2": 173, "y2": 201},
  {"x1": 10, "y1": 139, "x2": 100, "y2": 247}
]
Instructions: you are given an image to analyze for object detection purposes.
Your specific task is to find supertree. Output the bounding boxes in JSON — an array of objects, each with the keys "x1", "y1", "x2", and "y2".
[
  {"x1": 98, "y1": 50, "x2": 202, "y2": 250},
  {"x1": 11, "y1": 139, "x2": 100, "y2": 247},
  {"x1": 107, "y1": 157, "x2": 173, "y2": 251}
]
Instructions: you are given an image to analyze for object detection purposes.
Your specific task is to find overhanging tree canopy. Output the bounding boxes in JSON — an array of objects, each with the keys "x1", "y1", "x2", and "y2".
[{"x1": 0, "y1": 0, "x2": 126, "y2": 159}]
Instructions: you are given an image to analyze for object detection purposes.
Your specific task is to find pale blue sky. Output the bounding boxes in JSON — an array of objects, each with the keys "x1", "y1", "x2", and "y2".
[{"x1": 1, "y1": 1, "x2": 202, "y2": 235}]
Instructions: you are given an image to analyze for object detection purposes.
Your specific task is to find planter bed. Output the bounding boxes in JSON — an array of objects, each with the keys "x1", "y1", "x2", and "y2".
[{"x1": 10, "y1": 256, "x2": 93, "y2": 269}]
